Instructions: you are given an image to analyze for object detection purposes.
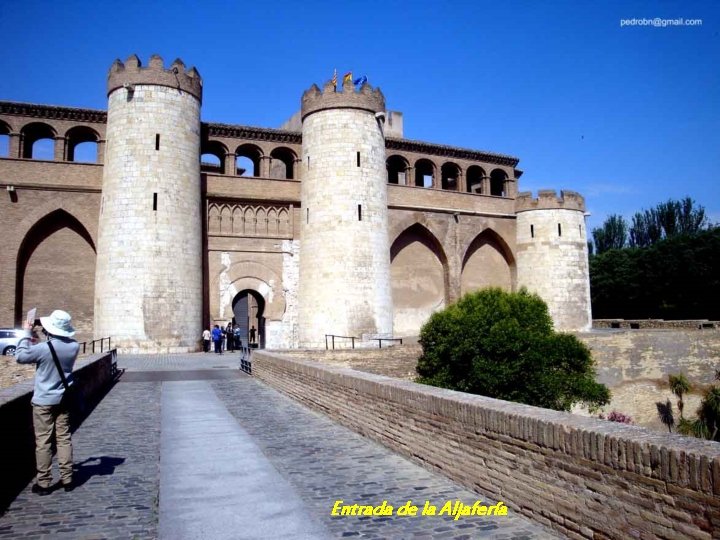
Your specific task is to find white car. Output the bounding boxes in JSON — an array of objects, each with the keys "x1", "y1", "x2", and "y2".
[{"x1": 0, "y1": 328, "x2": 25, "y2": 356}]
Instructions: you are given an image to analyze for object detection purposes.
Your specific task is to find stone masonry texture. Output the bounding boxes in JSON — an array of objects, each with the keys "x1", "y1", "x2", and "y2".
[
  {"x1": 1, "y1": 56, "x2": 594, "y2": 348},
  {"x1": 298, "y1": 92, "x2": 393, "y2": 346},
  {"x1": 516, "y1": 204, "x2": 591, "y2": 332},
  {"x1": 95, "y1": 82, "x2": 203, "y2": 352},
  {"x1": 253, "y1": 350, "x2": 720, "y2": 539}
]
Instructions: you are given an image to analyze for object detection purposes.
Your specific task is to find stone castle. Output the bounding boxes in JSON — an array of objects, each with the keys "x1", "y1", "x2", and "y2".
[{"x1": 0, "y1": 55, "x2": 591, "y2": 352}]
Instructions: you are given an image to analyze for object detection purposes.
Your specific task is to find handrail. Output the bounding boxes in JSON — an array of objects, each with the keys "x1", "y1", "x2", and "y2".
[
  {"x1": 372, "y1": 337, "x2": 403, "y2": 348},
  {"x1": 78, "y1": 337, "x2": 112, "y2": 355},
  {"x1": 325, "y1": 334, "x2": 357, "y2": 350},
  {"x1": 238, "y1": 345, "x2": 252, "y2": 374}
]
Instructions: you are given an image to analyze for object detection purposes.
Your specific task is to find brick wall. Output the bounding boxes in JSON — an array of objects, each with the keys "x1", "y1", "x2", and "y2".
[{"x1": 253, "y1": 351, "x2": 720, "y2": 539}]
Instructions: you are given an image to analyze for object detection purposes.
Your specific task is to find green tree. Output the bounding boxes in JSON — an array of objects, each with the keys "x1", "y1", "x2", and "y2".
[
  {"x1": 591, "y1": 214, "x2": 628, "y2": 254},
  {"x1": 668, "y1": 374, "x2": 691, "y2": 419},
  {"x1": 629, "y1": 198, "x2": 708, "y2": 247},
  {"x1": 590, "y1": 227, "x2": 720, "y2": 319},
  {"x1": 416, "y1": 288, "x2": 610, "y2": 411}
]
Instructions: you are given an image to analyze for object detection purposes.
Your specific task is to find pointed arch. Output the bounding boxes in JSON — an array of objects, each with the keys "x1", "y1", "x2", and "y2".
[
  {"x1": 208, "y1": 203, "x2": 221, "y2": 233},
  {"x1": 244, "y1": 206, "x2": 256, "y2": 235},
  {"x1": 232, "y1": 205, "x2": 244, "y2": 234},
  {"x1": 278, "y1": 207, "x2": 290, "y2": 236},
  {"x1": 267, "y1": 207, "x2": 278, "y2": 236},
  {"x1": 220, "y1": 204, "x2": 232, "y2": 234},
  {"x1": 256, "y1": 207, "x2": 267, "y2": 236},
  {"x1": 14, "y1": 209, "x2": 96, "y2": 335},
  {"x1": 460, "y1": 228, "x2": 516, "y2": 296},
  {"x1": 390, "y1": 223, "x2": 449, "y2": 337}
]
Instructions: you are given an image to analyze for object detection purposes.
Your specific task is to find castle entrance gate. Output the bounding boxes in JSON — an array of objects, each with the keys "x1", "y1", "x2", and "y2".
[{"x1": 231, "y1": 290, "x2": 265, "y2": 349}]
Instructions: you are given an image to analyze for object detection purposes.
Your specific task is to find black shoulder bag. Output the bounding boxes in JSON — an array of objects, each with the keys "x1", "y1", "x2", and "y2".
[{"x1": 48, "y1": 341, "x2": 84, "y2": 418}]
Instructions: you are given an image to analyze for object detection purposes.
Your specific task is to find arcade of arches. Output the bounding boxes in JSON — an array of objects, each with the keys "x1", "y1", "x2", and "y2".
[{"x1": 390, "y1": 222, "x2": 515, "y2": 336}]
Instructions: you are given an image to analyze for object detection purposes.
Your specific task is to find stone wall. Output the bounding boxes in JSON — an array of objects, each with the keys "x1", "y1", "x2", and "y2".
[
  {"x1": 253, "y1": 351, "x2": 720, "y2": 539},
  {"x1": 578, "y1": 329, "x2": 720, "y2": 430}
]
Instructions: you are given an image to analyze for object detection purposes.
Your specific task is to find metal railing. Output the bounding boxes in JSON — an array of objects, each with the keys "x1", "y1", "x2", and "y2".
[
  {"x1": 325, "y1": 334, "x2": 357, "y2": 350},
  {"x1": 238, "y1": 345, "x2": 252, "y2": 374},
  {"x1": 79, "y1": 337, "x2": 112, "y2": 355},
  {"x1": 371, "y1": 337, "x2": 403, "y2": 348}
]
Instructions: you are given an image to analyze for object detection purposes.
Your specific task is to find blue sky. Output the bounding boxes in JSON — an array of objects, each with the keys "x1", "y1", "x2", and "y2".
[{"x1": 0, "y1": 0, "x2": 717, "y2": 231}]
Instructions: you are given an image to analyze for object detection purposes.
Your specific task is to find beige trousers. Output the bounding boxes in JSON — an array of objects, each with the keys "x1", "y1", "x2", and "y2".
[{"x1": 32, "y1": 403, "x2": 73, "y2": 487}]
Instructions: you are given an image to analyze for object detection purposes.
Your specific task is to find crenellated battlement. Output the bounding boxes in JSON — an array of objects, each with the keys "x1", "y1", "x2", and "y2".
[
  {"x1": 301, "y1": 77, "x2": 385, "y2": 120},
  {"x1": 515, "y1": 189, "x2": 585, "y2": 213},
  {"x1": 107, "y1": 54, "x2": 203, "y2": 102}
]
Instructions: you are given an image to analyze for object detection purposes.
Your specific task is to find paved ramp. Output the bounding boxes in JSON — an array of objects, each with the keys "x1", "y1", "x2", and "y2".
[
  {"x1": 160, "y1": 380, "x2": 329, "y2": 539},
  {"x1": 0, "y1": 353, "x2": 559, "y2": 539}
]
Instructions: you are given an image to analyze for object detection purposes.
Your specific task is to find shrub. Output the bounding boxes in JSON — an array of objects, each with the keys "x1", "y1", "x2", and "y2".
[
  {"x1": 599, "y1": 411, "x2": 633, "y2": 424},
  {"x1": 416, "y1": 288, "x2": 610, "y2": 411}
]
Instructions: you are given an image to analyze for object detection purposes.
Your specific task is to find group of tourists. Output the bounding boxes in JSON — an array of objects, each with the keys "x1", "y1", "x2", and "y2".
[{"x1": 202, "y1": 323, "x2": 256, "y2": 354}]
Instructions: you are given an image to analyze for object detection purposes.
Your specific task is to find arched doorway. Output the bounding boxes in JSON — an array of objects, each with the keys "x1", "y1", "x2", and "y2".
[{"x1": 231, "y1": 290, "x2": 265, "y2": 349}]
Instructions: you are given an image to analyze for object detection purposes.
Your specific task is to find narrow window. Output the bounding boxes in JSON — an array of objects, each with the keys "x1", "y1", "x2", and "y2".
[
  {"x1": 153, "y1": 193, "x2": 157, "y2": 211},
  {"x1": 307, "y1": 156, "x2": 310, "y2": 169},
  {"x1": 530, "y1": 224, "x2": 534, "y2": 238},
  {"x1": 155, "y1": 134, "x2": 160, "y2": 150},
  {"x1": 356, "y1": 152, "x2": 360, "y2": 167},
  {"x1": 579, "y1": 224, "x2": 582, "y2": 236},
  {"x1": 358, "y1": 204, "x2": 362, "y2": 221},
  {"x1": 558, "y1": 223, "x2": 562, "y2": 237},
  {"x1": 306, "y1": 208, "x2": 309, "y2": 224}
]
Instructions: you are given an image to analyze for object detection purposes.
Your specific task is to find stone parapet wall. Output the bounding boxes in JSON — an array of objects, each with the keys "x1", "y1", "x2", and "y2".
[
  {"x1": 274, "y1": 344, "x2": 422, "y2": 380},
  {"x1": 107, "y1": 54, "x2": 202, "y2": 102},
  {"x1": 301, "y1": 80, "x2": 384, "y2": 120},
  {"x1": 515, "y1": 189, "x2": 585, "y2": 213},
  {"x1": 253, "y1": 351, "x2": 720, "y2": 539}
]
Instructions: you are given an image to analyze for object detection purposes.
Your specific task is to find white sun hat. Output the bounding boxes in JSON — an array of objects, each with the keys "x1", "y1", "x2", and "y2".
[{"x1": 40, "y1": 310, "x2": 76, "y2": 338}]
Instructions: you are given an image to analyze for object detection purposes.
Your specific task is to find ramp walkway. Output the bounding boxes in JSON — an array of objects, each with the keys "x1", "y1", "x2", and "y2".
[{"x1": 0, "y1": 353, "x2": 557, "y2": 539}]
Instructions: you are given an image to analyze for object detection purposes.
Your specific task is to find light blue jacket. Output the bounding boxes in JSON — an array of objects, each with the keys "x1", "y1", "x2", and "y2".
[{"x1": 16, "y1": 334, "x2": 79, "y2": 406}]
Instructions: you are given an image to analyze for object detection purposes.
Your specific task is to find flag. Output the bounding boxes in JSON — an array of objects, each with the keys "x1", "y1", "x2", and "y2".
[
  {"x1": 331, "y1": 69, "x2": 337, "y2": 88},
  {"x1": 342, "y1": 71, "x2": 353, "y2": 85},
  {"x1": 353, "y1": 75, "x2": 367, "y2": 87}
]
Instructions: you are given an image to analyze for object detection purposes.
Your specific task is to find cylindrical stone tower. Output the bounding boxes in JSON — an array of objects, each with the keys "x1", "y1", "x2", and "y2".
[
  {"x1": 297, "y1": 79, "x2": 393, "y2": 347},
  {"x1": 515, "y1": 190, "x2": 592, "y2": 331},
  {"x1": 94, "y1": 54, "x2": 203, "y2": 352}
]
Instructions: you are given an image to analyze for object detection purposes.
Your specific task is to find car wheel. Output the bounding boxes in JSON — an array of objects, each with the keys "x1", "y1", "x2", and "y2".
[{"x1": 3, "y1": 346, "x2": 16, "y2": 356}]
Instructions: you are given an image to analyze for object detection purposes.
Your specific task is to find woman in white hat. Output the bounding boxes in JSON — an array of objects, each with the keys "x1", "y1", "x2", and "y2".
[{"x1": 16, "y1": 309, "x2": 80, "y2": 495}]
